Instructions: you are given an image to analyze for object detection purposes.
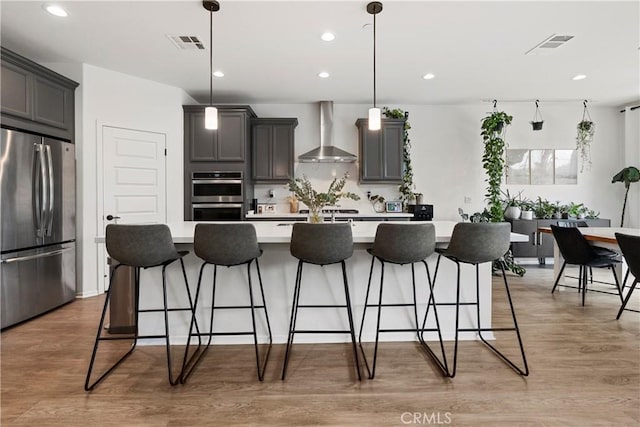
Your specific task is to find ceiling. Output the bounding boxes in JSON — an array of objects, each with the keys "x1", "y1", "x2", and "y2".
[{"x1": 1, "y1": 1, "x2": 639, "y2": 107}]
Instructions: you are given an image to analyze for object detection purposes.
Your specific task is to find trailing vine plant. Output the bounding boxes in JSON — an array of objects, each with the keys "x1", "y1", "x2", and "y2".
[
  {"x1": 576, "y1": 100, "x2": 594, "y2": 173},
  {"x1": 481, "y1": 105, "x2": 512, "y2": 222},
  {"x1": 382, "y1": 107, "x2": 414, "y2": 203},
  {"x1": 479, "y1": 103, "x2": 525, "y2": 277}
]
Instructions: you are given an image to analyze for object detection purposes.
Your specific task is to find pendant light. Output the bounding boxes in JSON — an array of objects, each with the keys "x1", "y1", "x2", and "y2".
[
  {"x1": 367, "y1": 2, "x2": 383, "y2": 131},
  {"x1": 203, "y1": 1, "x2": 220, "y2": 130}
]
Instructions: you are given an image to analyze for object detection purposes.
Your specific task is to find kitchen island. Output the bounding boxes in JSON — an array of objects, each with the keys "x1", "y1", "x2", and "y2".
[{"x1": 96, "y1": 221, "x2": 528, "y2": 345}]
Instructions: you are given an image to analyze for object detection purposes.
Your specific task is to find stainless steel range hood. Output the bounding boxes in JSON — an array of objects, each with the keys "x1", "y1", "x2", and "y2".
[{"x1": 298, "y1": 101, "x2": 357, "y2": 163}]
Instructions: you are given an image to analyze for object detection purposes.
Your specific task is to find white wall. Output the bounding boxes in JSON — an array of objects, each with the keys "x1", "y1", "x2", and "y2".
[
  {"x1": 46, "y1": 63, "x2": 196, "y2": 297},
  {"x1": 252, "y1": 102, "x2": 625, "y2": 223}
]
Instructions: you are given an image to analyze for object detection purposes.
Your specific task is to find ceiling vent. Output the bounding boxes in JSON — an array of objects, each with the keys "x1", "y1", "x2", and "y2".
[
  {"x1": 167, "y1": 35, "x2": 205, "y2": 50},
  {"x1": 525, "y1": 34, "x2": 574, "y2": 55}
]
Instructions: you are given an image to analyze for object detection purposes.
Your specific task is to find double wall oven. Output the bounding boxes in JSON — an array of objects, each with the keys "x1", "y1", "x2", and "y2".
[{"x1": 192, "y1": 171, "x2": 244, "y2": 221}]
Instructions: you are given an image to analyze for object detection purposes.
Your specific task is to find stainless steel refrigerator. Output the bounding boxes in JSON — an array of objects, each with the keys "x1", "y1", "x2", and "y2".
[{"x1": 1, "y1": 127, "x2": 76, "y2": 329}]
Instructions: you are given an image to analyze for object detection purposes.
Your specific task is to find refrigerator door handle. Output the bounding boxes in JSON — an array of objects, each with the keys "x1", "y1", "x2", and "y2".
[
  {"x1": 45, "y1": 144, "x2": 55, "y2": 236},
  {"x1": 1, "y1": 246, "x2": 74, "y2": 264},
  {"x1": 34, "y1": 143, "x2": 47, "y2": 238}
]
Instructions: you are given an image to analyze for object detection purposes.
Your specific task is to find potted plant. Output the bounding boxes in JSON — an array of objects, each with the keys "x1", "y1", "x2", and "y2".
[
  {"x1": 576, "y1": 101, "x2": 595, "y2": 173},
  {"x1": 370, "y1": 194, "x2": 386, "y2": 213},
  {"x1": 481, "y1": 109, "x2": 513, "y2": 222},
  {"x1": 530, "y1": 100, "x2": 543, "y2": 131},
  {"x1": 520, "y1": 198, "x2": 534, "y2": 220},
  {"x1": 567, "y1": 202, "x2": 584, "y2": 219},
  {"x1": 612, "y1": 166, "x2": 640, "y2": 226},
  {"x1": 288, "y1": 173, "x2": 360, "y2": 223},
  {"x1": 501, "y1": 189, "x2": 523, "y2": 220}
]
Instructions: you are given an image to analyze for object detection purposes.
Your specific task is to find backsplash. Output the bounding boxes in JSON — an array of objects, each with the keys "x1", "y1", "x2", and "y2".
[{"x1": 253, "y1": 162, "x2": 403, "y2": 214}]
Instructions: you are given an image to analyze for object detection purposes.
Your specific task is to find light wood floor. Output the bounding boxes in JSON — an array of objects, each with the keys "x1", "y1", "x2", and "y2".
[{"x1": 1, "y1": 265, "x2": 639, "y2": 426}]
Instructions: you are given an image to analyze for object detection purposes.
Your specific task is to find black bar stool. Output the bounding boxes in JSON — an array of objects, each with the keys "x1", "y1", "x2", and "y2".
[
  {"x1": 281, "y1": 223, "x2": 361, "y2": 381},
  {"x1": 422, "y1": 222, "x2": 529, "y2": 378},
  {"x1": 614, "y1": 233, "x2": 640, "y2": 319},
  {"x1": 181, "y1": 223, "x2": 272, "y2": 382},
  {"x1": 358, "y1": 223, "x2": 448, "y2": 379},
  {"x1": 85, "y1": 224, "x2": 199, "y2": 390}
]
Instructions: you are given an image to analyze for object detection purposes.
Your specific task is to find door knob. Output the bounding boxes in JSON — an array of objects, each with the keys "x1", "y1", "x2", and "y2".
[{"x1": 106, "y1": 215, "x2": 121, "y2": 221}]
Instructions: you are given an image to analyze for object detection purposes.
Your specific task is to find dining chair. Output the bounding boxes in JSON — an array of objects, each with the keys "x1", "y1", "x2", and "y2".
[
  {"x1": 614, "y1": 233, "x2": 640, "y2": 319},
  {"x1": 550, "y1": 225, "x2": 623, "y2": 306}
]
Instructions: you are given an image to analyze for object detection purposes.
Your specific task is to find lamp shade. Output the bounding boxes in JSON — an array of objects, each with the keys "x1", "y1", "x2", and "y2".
[
  {"x1": 368, "y1": 107, "x2": 381, "y2": 130},
  {"x1": 205, "y1": 106, "x2": 218, "y2": 130}
]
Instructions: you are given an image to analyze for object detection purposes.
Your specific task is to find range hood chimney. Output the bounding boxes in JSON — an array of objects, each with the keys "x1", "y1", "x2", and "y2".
[{"x1": 298, "y1": 101, "x2": 357, "y2": 163}]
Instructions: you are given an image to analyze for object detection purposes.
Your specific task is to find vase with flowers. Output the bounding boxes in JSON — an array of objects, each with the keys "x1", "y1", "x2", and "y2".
[{"x1": 288, "y1": 174, "x2": 360, "y2": 223}]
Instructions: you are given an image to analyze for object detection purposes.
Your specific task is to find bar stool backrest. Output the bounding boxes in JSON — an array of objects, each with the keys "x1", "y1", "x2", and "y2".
[
  {"x1": 371, "y1": 223, "x2": 436, "y2": 264},
  {"x1": 550, "y1": 225, "x2": 595, "y2": 265},
  {"x1": 106, "y1": 224, "x2": 179, "y2": 268},
  {"x1": 194, "y1": 223, "x2": 261, "y2": 266},
  {"x1": 290, "y1": 223, "x2": 353, "y2": 265},
  {"x1": 446, "y1": 222, "x2": 511, "y2": 264},
  {"x1": 615, "y1": 233, "x2": 640, "y2": 279}
]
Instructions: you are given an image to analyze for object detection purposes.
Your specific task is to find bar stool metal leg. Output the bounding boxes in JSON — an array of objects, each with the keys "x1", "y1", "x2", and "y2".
[
  {"x1": 84, "y1": 264, "x2": 138, "y2": 391},
  {"x1": 476, "y1": 264, "x2": 529, "y2": 376},
  {"x1": 341, "y1": 260, "x2": 362, "y2": 381},
  {"x1": 281, "y1": 261, "x2": 303, "y2": 380},
  {"x1": 247, "y1": 259, "x2": 272, "y2": 381},
  {"x1": 418, "y1": 259, "x2": 449, "y2": 377}
]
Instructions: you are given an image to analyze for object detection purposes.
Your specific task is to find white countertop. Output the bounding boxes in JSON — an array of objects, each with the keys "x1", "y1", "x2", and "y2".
[
  {"x1": 246, "y1": 212, "x2": 414, "y2": 219},
  {"x1": 95, "y1": 221, "x2": 529, "y2": 244}
]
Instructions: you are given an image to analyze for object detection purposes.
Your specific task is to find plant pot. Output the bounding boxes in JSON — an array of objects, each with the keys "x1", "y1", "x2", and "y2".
[
  {"x1": 577, "y1": 213, "x2": 586, "y2": 219},
  {"x1": 495, "y1": 122, "x2": 504, "y2": 133},
  {"x1": 520, "y1": 210, "x2": 534, "y2": 220},
  {"x1": 531, "y1": 121, "x2": 544, "y2": 131},
  {"x1": 561, "y1": 213, "x2": 569, "y2": 219},
  {"x1": 504, "y1": 206, "x2": 521, "y2": 220},
  {"x1": 552, "y1": 213, "x2": 562, "y2": 219}
]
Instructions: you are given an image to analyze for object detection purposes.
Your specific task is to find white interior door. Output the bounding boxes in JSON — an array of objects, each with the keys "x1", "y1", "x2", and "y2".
[
  {"x1": 99, "y1": 125, "x2": 167, "y2": 291},
  {"x1": 102, "y1": 126, "x2": 167, "y2": 226}
]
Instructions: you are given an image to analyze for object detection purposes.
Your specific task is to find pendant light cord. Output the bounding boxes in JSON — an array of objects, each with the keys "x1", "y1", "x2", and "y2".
[
  {"x1": 209, "y1": 10, "x2": 213, "y2": 107},
  {"x1": 373, "y1": 12, "x2": 376, "y2": 108}
]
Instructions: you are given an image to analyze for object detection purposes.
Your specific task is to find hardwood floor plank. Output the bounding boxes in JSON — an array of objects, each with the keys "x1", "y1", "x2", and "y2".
[{"x1": 1, "y1": 266, "x2": 638, "y2": 425}]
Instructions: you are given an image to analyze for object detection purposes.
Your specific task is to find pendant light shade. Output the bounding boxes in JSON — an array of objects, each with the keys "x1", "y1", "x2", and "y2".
[
  {"x1": 367, "y1": 2, "x2": 383, "y2": 131},
  {"x1": 368, "y1": 107, "x2": 381, "y2": 130},
  {"x1": 203, "y1": 0, "x2": 220, "y2": 130},
  {"x1": 205, "y1": 106, "x2": 218, "y2": 129}
]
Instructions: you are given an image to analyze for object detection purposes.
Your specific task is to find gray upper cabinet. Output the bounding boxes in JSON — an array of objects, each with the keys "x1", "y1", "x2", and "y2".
[
  {"x1": 1, "y1": 47, "x2": 78, "y2": 141},
  {"x1": 251, "y1": 118, "x2": 298, "y2": 183},
  {"x1": 184, "y1": 106, "x2": 255, "y2": 162},
  {"x1": 356, "y1": 118, "x2": 404, "y2": 183}
]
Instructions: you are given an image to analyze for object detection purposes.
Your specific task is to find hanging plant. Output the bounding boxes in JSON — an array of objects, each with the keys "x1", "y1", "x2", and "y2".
[
  {"x1": 576, "y1": 100, "x2": 595, "y2": 173},
  {"x1": 530, "y1": 99, "x2": 544, "y2": 131},
  {"x1": 382, "y1": 107, "x2": 414, "y2": 203},
  {"x1": 481, "y1": 103, "x2": 512, "y2": 223}
]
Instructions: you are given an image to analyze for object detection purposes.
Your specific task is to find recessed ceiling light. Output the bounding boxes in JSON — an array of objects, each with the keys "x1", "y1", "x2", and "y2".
[
  {"x1": 43, "y1": 4, "x2": 68, "y2": 17},
  {"x1": 573, "y1": 74, "x2": 587, "y2": 81},
  {"x1": 321, "y1": 32, "x2": 335, "y2": 42},
  {"x1": 318, "y1": 71, "x2": 330, "y2": 79},
  {"x1": 423, "y1": 73, "x2": 435, "y2": 80},
  {"x1": 213, "y1": 70, "x2": 224, "y2": 78}
]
